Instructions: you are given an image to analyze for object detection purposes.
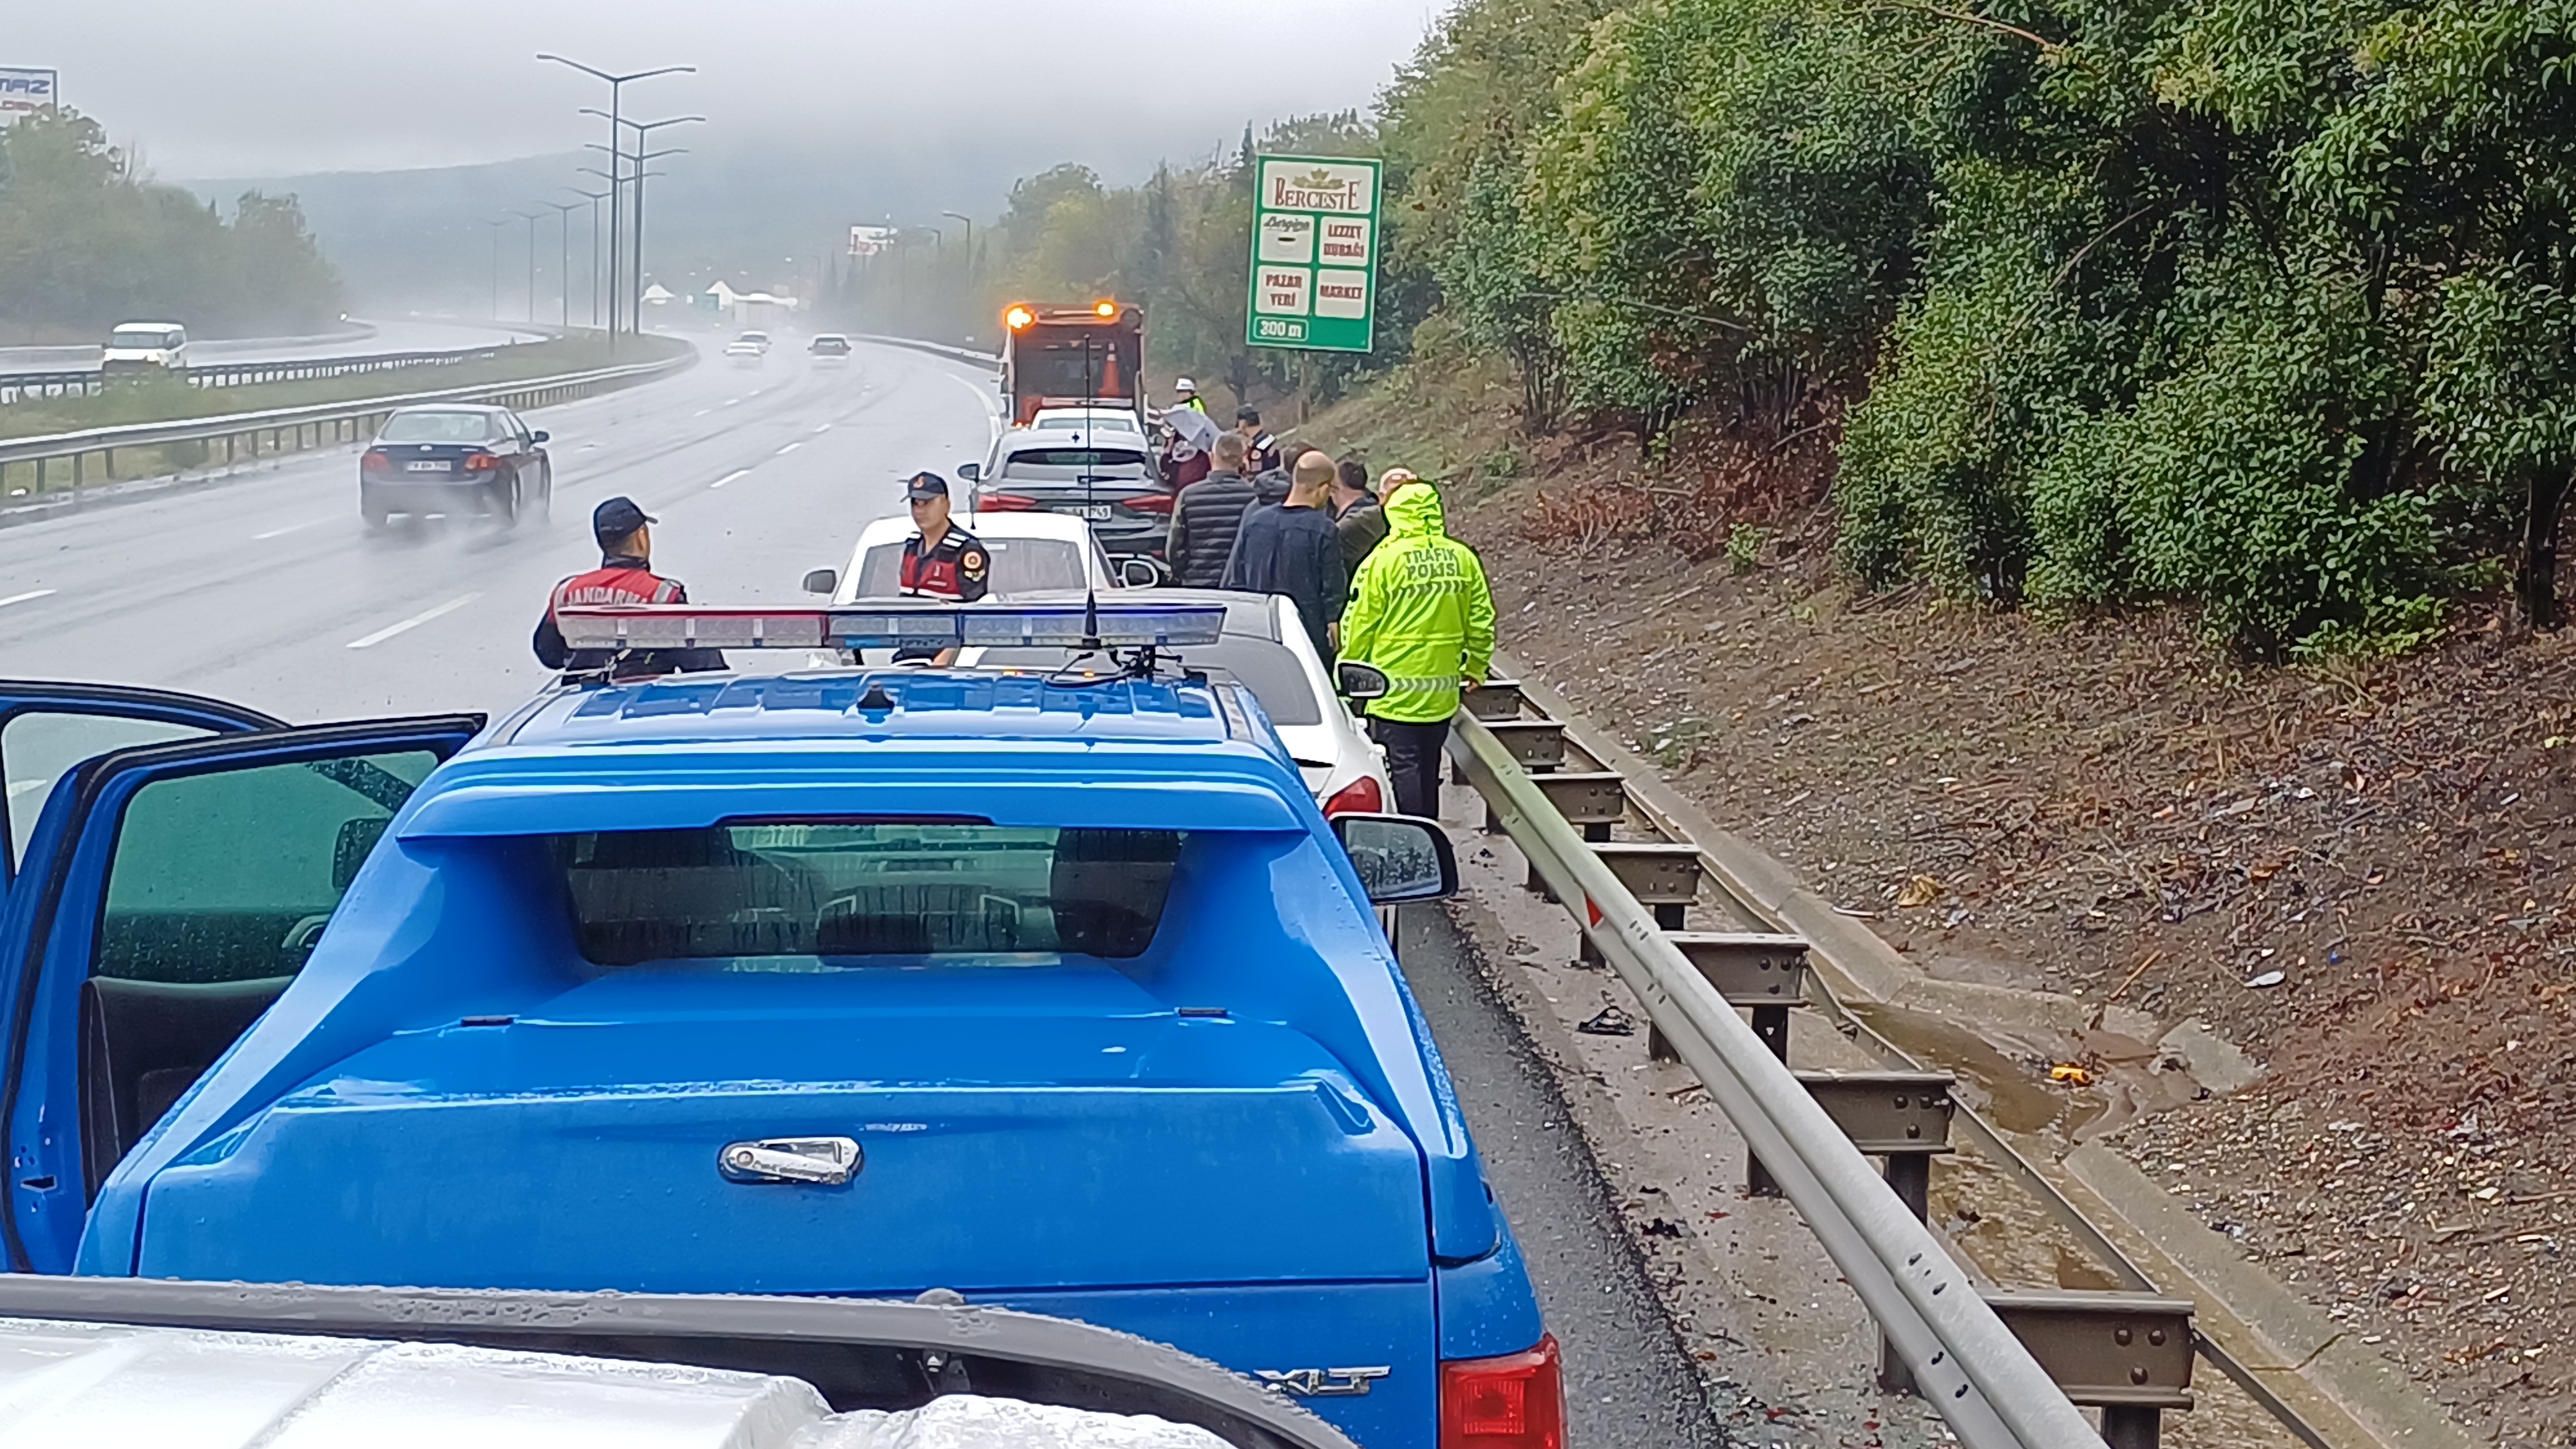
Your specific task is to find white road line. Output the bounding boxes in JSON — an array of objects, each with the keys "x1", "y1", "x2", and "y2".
[
  {"x1": 251, "y1": 519, "x2": 321, "y2": 541},
  {"x1": 0, "y1": 589, "x2": 56, "y2": 609},
  {"x1": 723, "y1": 399, "x2": 743, "y2": 408},
  {"x1": 693, "y1": 408, "x2": 711, "y2": 417},
  {"x1": 814, "y1": 422, "x2": 833, "y2": 434},
  {"x1": 775, "y1": 441, "x2": 802, "y2": 456},
  {"x1": 711, "y1": 469, "x2": 751, "y2": 489},
  {"x1": 345, "y1": 592, "x2": 482, "y2": 650}
]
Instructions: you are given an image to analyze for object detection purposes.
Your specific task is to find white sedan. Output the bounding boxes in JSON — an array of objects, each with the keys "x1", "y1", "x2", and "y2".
[
  {"x1": 802, "y1": 511, "x2": 1132, "y2": 603},
  {"x1": 967, "y1": 588, "x2": 1396, "y2": 819}
]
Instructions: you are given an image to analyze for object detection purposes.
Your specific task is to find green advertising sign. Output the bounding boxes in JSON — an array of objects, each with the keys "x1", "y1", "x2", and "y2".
[{"x1": 1245, "y1": 155, "x2": 1383, "y2": 354}]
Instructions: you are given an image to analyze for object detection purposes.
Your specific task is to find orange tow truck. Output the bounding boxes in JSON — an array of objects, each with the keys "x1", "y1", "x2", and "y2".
[{"x1": 999, "y1": 300, "x2": 1146, "y2": 428}]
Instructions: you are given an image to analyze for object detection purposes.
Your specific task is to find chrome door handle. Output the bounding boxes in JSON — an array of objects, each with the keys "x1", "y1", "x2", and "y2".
[{"x1": 718, "y1": 1136, "x2": 862, "y2": 1186}]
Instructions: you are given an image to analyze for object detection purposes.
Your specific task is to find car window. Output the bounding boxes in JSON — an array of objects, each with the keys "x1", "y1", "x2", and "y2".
[
  {"x1": 378, "y1": 412, "x2": 497, "y2": 443},
  {"x1": 555, "y1": 822, "x2": 1184, "y2": 965},
  {"x1": 3, "y1": 712, "x2": 213, "y2": 869},
  {"x1": 94, "y1": 749, "x2": 442, "y2": 985},
  {"x1": 853, "y1": 537, "x2": 1087, "y2": 596}
]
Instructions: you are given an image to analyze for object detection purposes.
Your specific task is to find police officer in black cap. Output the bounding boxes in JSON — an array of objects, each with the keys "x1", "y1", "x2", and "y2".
[
  {"x1": 894, "y1": 471, "x2": 989, "y2": 665},
  {"x1": 532, "y1": 495, "x2": 726, "y2": 677}
]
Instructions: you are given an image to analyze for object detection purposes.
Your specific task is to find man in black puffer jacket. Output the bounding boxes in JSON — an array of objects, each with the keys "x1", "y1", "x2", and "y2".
[{"x1": 1166, "y1": 431, "x2": 1259, "y2": 587}]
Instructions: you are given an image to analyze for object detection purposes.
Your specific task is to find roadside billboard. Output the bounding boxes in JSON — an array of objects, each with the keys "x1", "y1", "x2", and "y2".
[
  {"x1": 0, "y1": 69, "x2": 57, "y2": 120},
  {"x1": 1245, "y1": 155, "x2": 1383, "y2": 354}
]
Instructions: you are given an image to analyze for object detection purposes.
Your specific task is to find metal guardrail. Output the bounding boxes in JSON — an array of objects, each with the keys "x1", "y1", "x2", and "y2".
[
  {"x1": 852, "y1": 334, "x2": 1003, "y2": 369},
  {"x1": 0, "y1": 339, "x2": 550, "y2": 408},
  {"x1": 0, "y1": 348, "x2": 693, "y2": 497},
  {"x1": 1451, "y1": 698, "x2": 2117, "y2": 1449}
]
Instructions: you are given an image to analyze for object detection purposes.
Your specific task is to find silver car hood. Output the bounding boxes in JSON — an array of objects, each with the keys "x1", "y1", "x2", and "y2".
[{"x1": 0, "y1": 1318, "x2": 1231, "y2": 1448}]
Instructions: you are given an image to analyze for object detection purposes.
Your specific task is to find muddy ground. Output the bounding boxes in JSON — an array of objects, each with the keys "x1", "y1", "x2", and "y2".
[{"x1": 1308, "y1": 373, "x2": 2575, "y2": 1446}]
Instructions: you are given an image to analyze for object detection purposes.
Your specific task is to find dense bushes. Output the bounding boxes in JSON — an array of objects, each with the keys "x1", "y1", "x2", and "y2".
[
  {"x1": 1370, "y1": 0, "x2": 2576, "y2": 655},
  {"x1": 0, "y1": 110, "x2": 343, "y2": 339}
]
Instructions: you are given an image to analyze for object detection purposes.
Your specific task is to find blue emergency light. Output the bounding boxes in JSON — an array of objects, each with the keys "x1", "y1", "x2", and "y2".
[{"x1": 554, "y1": 601, "x2": 1228, "y2": 654}]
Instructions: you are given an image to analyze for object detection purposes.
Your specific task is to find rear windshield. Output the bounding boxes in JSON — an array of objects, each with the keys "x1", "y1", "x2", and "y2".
[
  {"x1": 379, "y1": 412, "x2": 497, "y2": 442},
  {"x1": 811, "y1": 337, "x2": 850, "y2": 352},
  {"x1": 853, "y1": 536, "x2": 1088, "y2": 596},
  {"x1": 555, "y1": 822, "x2": 1184, "y2": 965},
  {"x1": 109, "y1": 328, "x2": 180, "y2": 348}
]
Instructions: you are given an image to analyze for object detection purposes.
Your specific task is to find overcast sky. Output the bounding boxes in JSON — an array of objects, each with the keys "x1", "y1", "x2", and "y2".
[{"x1": 18, "y1": 0, "x2": 1443, "y2": 179}]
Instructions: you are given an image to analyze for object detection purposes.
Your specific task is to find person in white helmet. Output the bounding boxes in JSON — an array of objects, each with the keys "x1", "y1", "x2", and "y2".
[{"x1": 1174, "y1": 377, "x2": 1206, "y2": 413}]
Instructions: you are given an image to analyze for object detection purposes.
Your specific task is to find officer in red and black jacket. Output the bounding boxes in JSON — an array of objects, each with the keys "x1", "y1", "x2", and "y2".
[
  {"x1": 894, "y1": 471, "x2": 990, "y2": 665},
  {"x1": 532, "y1": 495, "x2": 727, "y2": 677}
]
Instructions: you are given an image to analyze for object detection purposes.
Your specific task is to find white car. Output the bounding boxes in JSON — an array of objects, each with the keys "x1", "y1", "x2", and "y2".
[
  {"x1": 968, "y1": 589, "x2": 1396, "y2": 819},
  {"x1": 1027, "y1": 405, "x2": 1147, "y2": 442},
  {"x1": 734, "y1": 330, "x2": 772, "y2": 354},
  {"x1": 723, "y1": 339, "x2": 766, "y2": 367},
  {"x1": 805, "y1": 511, "x2": 1130, "y2": 605},
  {"x1": 102, "y1": 321, "x2": 188, "y2": 371}
]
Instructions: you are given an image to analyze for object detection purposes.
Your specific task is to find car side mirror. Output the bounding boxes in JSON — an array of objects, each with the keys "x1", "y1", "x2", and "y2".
[
  {"x1": 1335, "y1": 661, "x2": 1390, "y2": 700},
  {"x1": 529, "y1": 430, "x2": 550, "y2": 444},
  {"x1": 956, "y1": 462, "x2": 982, "y2": 484},
  {"x1": 332, "y1": 816, "x2": 391, "y2": 891},
  {"x1": 1331, "y1": 814, "x2": 1458, "y2": 904},
  {"x1": 800, "y1": 568, "x2": 838, "y2": 596},
  {"x1": 1118, "y1": 557, "x2": 1162, "y2": 588}
]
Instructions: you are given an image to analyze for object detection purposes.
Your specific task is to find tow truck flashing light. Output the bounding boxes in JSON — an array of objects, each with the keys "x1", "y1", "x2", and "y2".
[{"x1": 553, "y1": 601, "x2": 1227, "y2": 654}]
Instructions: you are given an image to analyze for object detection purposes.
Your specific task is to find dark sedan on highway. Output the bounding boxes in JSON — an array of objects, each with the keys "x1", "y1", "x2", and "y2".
[{"x1": 359, "y1": 405, "x2": 552, "y2": 528}]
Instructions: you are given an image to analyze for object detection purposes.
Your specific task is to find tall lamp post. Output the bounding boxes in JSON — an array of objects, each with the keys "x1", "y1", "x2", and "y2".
[
  {"x1": 541, "y1": 200, "x2": 583, "y2": 328},
  {"x1": 510, "y1": 210, "x2": 542, "y2": 323},
  {"x1": 567, "y1": 185, "x2": 612, "y2": 328},
  {"x1": 587, "y1": 110, "x2": 703, "y2": 337},
  {"x1": 536, "y1": 55, "x2": 694, "y2": 345},
  {"x1": 481, "y1": 218, "x2": 509, "y2": 320}
]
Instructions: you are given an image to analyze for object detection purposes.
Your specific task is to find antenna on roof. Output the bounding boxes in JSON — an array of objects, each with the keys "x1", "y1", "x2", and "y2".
[{"x1": 1080, "y1": 321, "x2": 1101, "y2": 650}]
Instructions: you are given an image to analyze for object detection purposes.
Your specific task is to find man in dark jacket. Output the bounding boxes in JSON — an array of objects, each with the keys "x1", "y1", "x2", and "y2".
[
  {"x1": 1164, "y1": 432, "x2": 1258, "y2": 587},
  {"x1": 1222, "y1": 450, "x2": 1346, "y2": 662},
  {"x1": 1332, "y1": 459, "x2": 1388, "y2": 574},
  {"x1": 533, "y1": 496, "x2": 726, "y2": 677}
]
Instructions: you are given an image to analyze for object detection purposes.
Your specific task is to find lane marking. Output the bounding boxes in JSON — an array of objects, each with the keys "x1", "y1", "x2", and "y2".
[
  {"x1": 345, "y1": 591, "x2": 482, "y2": 650},
  {"x1": 693, "y1": 408, "x2": 711, "y2": 417},
  {"x1": 251, "y1": 519, "x2": 321, "y2": 541},
  {"x1": 0, "y1": 589, "x2": 56, "y2": 609},
  {"x1": 775, "y1": 441, "x2": 802, "y2": 456},
  {"x1": 814, "y1": 422, "x2": 833, "y2": 434},
  {"x1": 711, "y1": 469, "x2": 751, "y2": 489},
  {"x1": 723, "y1": 398, "x2": 743, "y2": 408}
]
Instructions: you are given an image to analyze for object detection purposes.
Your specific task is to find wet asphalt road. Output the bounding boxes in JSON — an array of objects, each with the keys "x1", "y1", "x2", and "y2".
[{"x1": 1396, "y1": 905, "x2": 1730, "y2": 1448}]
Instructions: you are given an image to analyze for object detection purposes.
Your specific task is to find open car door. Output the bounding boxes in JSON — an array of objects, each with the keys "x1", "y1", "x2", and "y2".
[
  {"x1": 0, "y1": 713, "x2": 484, "y2": 1273},
  {"x1": 0, "y1": 683, "x2": 283, "y2": 890}
]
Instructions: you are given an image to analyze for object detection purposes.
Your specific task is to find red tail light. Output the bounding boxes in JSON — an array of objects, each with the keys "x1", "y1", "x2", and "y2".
[
  {"x1": 464, "y1": 451, "x2": 500, "y2": 472},
  {"x1": 975, "y1": 493, "x2": 1039, "y2": 511},
  {"x1": 1122, "y1": 491, "x2": 1177, "y2": 515},
  {"x1": 360, "y1": 450, "x2": 390, "y2": 471},
  {"x1": 1321, "y1": 776, "x2": 1384, "y2": 817},
  {"x1": 1440, "y1": 1338, "x2": 1564, "y2": 1449}
]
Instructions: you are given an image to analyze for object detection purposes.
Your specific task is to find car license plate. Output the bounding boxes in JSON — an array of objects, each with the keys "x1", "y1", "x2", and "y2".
[
  {"x1": 1074, "y1": 504, "x2": 1113, "y2": 520},
  {"x1": 405, "y1": 461, "x2": 450, "y2": 473}
]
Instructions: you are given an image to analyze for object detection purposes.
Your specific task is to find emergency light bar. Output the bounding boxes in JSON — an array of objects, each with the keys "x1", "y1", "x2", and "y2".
[{"x1": 554, "y1": 601, "x2": 1227, "y2": 654}]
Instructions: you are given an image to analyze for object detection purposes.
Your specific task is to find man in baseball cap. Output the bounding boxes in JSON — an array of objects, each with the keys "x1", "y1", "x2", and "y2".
[
  {"x1": 531, "y1": 495, "x2": 724, "y2": 677},
  {"x1": 895, "y1": 471, "x2": 989, "y2": 665}
]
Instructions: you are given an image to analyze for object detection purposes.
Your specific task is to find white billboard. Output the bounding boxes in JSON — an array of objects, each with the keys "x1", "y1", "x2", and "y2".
[
  {"x1": 0, "y1": 69, "x2": 57, "y2": 119},
  {"x1": 848, "y1": 225, "x2": 898, "y2": 258}
]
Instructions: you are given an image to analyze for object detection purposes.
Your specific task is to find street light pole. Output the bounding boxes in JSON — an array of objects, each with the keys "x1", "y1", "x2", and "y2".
[
  {"x1": 590, "y1": 111, "x2": 703, "y2": 337},
  {"x1": 482, "y1": 218, "x2": 509, "y2": 319},
  {"x1": 569, "y1": 182, "x2": 614, "y2": 330},
  {"x1": 538, "y1": 55, "x2": 694, "y2": 347},
  {"x1": 510, "y1": 210, "x2": 541, "y2": 323},
  {"x1": 542, "y1": 200, "x2": 582, "y2": 328}
]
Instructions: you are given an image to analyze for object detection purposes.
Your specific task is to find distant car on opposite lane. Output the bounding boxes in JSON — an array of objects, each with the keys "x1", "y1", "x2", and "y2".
[
  {"x1": 809, "y1": 334, "x2": 853, "y2": 362},
  {"x1": 723, "y1": 339, "x2": 766, "y2": 368},
  {"x1": 734, "y1": 330, "x2": 772, "y2": 354},
  {"x1": 358, "y1": 405, "x2": 551, "y2": 528},
  {"x1": 102, "y1": 321, "x2": 189, "y2": 372}
]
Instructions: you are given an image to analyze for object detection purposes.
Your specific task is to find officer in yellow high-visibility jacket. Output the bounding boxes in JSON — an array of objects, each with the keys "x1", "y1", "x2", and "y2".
[{"x1": 1337, "y1": 475, "x2": 1496, "y2": 819}]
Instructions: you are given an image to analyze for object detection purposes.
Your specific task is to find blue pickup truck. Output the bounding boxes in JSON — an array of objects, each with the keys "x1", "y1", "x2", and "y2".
[{"x1": 0, "y1": 603, "x2": 1559, "y2": 1449}]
